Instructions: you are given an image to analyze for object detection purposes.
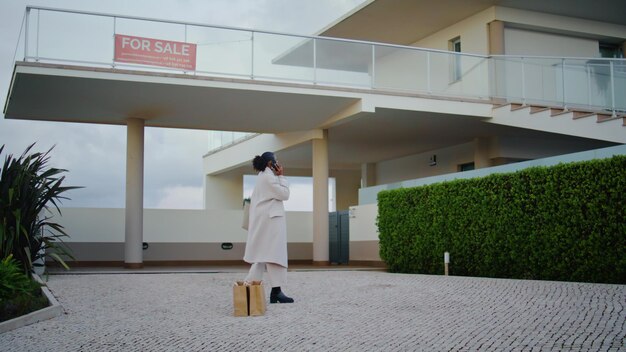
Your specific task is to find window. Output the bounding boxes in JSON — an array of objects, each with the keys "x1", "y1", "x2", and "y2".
[
  {"x1": 458, "y1": 162, "x2": 475, "y2": 172},
  {"x1": 599, "y1": 43, "x2": 624, "y2": 58},
  {"x1": 449, "y1": 37, "x2": 462, "y2": 82}
]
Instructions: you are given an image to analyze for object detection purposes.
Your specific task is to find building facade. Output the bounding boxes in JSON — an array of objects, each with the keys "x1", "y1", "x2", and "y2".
[{"x1": 5, "y1": 0, "x2": 625, "y2": 266}]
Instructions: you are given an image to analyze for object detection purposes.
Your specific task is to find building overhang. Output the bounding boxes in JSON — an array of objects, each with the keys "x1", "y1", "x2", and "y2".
[
  {"x1": 4, "y1": 62, "x2": 360, "y2": 133},
  {"x1": 319, "y1": 0, "x2": 626, "y2": 45}
]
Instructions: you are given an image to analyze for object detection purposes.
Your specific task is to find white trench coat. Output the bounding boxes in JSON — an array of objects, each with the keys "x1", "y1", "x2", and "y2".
[{"x1": 243, "y1": 168, "x2": 290, "y2": 267}]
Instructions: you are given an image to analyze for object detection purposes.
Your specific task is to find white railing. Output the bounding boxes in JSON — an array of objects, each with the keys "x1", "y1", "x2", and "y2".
[
  {"x1": 206, "y1": 131, "x2": 258, "y2": 155},
  {"x1": 13, "y1": 6, "x2": 626, "y2": 152},
  {"x1": 491, "y1": 56, "x2": 625, "y2": 113}
]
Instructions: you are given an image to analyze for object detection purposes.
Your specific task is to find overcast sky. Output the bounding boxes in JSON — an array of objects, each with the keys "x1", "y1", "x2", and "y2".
[{"x1": 0, "y1": 0, "x2": 364, "y2": 209}]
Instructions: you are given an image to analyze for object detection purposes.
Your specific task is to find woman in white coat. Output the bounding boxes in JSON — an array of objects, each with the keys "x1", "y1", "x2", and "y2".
[{"x1": 244, "y1": 152, "x2": 294, "y2": 303}]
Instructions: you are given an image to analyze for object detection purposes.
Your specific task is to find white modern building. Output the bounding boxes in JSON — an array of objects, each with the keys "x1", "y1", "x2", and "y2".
[{"x1": 4, "y1": 0, "x2": 625, "y2": 268}]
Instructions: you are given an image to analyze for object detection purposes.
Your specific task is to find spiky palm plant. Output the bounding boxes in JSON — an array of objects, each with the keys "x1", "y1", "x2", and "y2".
[{"x1": 0, "y1": 144, "x2": 79, "y2": 274}]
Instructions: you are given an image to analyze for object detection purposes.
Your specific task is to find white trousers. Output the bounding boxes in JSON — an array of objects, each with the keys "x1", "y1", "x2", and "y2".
[{"x1": 244, "y1": 262, "x2": 287, "y2": 288}]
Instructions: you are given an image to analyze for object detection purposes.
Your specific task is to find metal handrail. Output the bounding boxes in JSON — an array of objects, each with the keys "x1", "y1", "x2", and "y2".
[
  {"x1": 14, "y1": 5, "x2": 626, "y2": 155},
  {"x1": 491, "y1": 54, "x2": 626, "y2": 62},
  {"x1": 23, "y1": 5, "x2": 490, "y2": 59},
  {"x1": 15, "y1": 6, "x2": 626, "y2": 118},
  {"x1": 26, "y1": 6, "x2": 626, "y2": 63},
  {"x1": 20, "y1": 5, "x2": 626, "y2": 72}
]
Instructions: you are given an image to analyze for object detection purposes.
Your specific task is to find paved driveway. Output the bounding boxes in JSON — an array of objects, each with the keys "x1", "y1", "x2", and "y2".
[{"x1": 1, "y1": 271, "x2": 624, "y2": 351}]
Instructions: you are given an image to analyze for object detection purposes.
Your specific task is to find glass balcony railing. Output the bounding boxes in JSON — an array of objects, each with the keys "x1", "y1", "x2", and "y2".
[
  {"x1": 12, "y1": 6, "x2": 626, "y2": 152},
  {"x1": 491, "y1": 56, "x2": 626, "y2": 112},
  {"x1": 206, "y1": 131, "x2": 257, "y2": 155}
]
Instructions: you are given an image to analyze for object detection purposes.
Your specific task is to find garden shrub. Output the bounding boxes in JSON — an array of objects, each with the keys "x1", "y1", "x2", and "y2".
[
  {"x1": 0, "y1": 144, "x2": 77, "y2": 274},
  {"x1": 378, "y1": 155, "x2": 626, "y2": 284},
  {"x1": 0, "y1": 255, "x2": 46, "y2": 322}
]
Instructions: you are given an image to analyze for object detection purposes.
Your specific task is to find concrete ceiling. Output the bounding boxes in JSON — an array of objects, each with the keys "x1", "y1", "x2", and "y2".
[
  {"x1": 4, "y1": 64, "x2": 358, "y2": 133},
  {"x1": 6, "y1": 64, "x2": 615, "y2": 178},
  {"x1": 258, "y1": 108, "x2": 615, "y2": 172},
  {"x1": 321, "y1": 0, "x2": 626, "y2": 45}
]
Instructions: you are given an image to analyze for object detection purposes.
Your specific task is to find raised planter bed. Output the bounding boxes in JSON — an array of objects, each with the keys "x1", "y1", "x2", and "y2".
[{"x1": 0, "y1": 274, "x2": 63, "y2": 333}]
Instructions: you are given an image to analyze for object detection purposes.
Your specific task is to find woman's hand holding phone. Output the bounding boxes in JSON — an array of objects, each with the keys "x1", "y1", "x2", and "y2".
[{"x1": 271, "y1": 162, "x2": 284, "y2": 176}]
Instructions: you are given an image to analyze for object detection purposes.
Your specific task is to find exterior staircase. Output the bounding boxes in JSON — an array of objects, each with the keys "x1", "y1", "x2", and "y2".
[{"x1": 491, "y1": 103, "x2": 626, "y2": 143}]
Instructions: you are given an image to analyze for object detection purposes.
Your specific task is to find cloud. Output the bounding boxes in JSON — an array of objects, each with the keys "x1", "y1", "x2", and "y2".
[
  {"x1": 0, "y1": 0, "x2": 365, "y2": 209},
  {"x1": 154, "y1": 185, "x2": 203, "y2": 209},
  {"x1": 0, "y1": 120, "x2": 127, "y2": 207},
  {"x1": 144, "y1": 127, "x2": 207, "y2": 208}
]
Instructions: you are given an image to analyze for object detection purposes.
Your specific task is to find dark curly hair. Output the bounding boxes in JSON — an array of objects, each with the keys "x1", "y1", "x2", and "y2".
[
  {"x1": 252, "y1": 152, "x2": 277, "y2": 172},
  {"x1": 252, "y1": 155, "x2": 267, "y2": 172}
]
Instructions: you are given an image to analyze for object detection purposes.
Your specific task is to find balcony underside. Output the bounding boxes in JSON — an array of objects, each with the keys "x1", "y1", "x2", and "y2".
[
  {"x1": 252, "y1": 108, "x2": 617, "y2": 172},
  {"x1": 6, "y1": 62, "x2": 618, "y2": 175},
  {"x1": 4, "y1": 62, "x2": 358, "y2": 133}
]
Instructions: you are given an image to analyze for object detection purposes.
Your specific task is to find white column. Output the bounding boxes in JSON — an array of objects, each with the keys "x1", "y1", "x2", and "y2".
[
  {"x1": 125, "y1": 118, "x2": 144, "y2": 268},
  {"x1": 488, "y1": 20, "x2": 504, "y2": 55},
  {"x1": 312, "y1": 130, "x2": 329, "y2": 265},
  {"x1": 474, "y1": 137, "x2": 491, "y2": 169},
  {"x1": 488, "y1": 20, "x2": 505, "y2": 103},
  {"x1": 361, "y1": 163, "x2": 377, "y2": 188}
]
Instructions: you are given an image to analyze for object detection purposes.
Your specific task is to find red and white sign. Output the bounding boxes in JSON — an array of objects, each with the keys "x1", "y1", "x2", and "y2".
[{"x1": 114, "y1": 34, "x2": 197, "y2": 71}]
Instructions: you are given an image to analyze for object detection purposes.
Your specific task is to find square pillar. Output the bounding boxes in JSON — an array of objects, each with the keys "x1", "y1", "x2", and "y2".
[
  {"x1": 204, "y1": 173, "x2": 245, "y2": 210},
  {"x1": 125, "y1": 118, "x2": 144, "y2": 268},
  {"x1": 361, "y1": 163, "x2": 377, "y2": 188},
  {"x1": 474, "y1": 137, "x2": 492, "y2": 169},
  {"x1": 489, "y1": 20, "x2": 506, "y2": 102},
  {"x1": 312, "y1": 130, "x2": 329, "y2": 265},
  {"x1": 488, "y1": 20, "x2": 505, "y2": 55}
]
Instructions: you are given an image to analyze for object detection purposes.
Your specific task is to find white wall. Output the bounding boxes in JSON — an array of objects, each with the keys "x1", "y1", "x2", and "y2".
[
  {"x1": 504, "y1": 28, "x2": 599, "y2": 57},
  {"x1": 361, "y1": 143, "x2": 626, "y2": 205},
  {"x1": 374, "y1": 135, "x2": 614, "y2": 187},
  {"x1": 54, "y1": 208, "x2": 313, "y2": 244},
  {"x1": 203, "y1": 130, "x2": 324, "y2": 176},
  {"x1": 348, "y1": 203, "x2": 381, "y2": 262},
  {"x1": 373, "y1": 7, "x2": 494, "y2": 98},
  {"x1": 372, "y1": 5, "x2": 625, "y2": 105},
  {"x1": 495, "y1": 7, "x2": 624, "y2": 106},
  {"x1": 413, "y1": 7, "x2": 495, "y2": 54},
  {"x1": 54, "y1": 206, "x2": 387, "y2": 262},
  {"x1": 498, "y1": 27, "x2": 605, "y2": 106},
  {"x1": 495, "y1": 136, "x2": 611, "y2": 161},
  {"x1": 377, "y1": 142, "x2": 474, "y2": 185},
  {"x1": 494, "y1": 6, "x2": 626, "y2": 39},
  {"x1": 349, "y1": 204, "x2": 378, "y2": 242},
  {"x1": 332, "y1": 169, "x2": 361, "y2": 210},
  {"x1": 204, "y1": 172, "x2": 244, "y2": 210}
]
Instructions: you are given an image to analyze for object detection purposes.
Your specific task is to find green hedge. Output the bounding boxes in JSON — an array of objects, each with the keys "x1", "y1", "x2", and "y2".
[{"x1": 378, "y1": 155, "x2": 626, "y2": 284}]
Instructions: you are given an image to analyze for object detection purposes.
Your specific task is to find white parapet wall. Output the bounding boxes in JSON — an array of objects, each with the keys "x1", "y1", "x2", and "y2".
[
  {"x1": 360, "y1": 144, "x2": 626, "y2": 205},
  {"x1": 51, "y1": 206, "x2": 385, "y2": 264},
  {"x1": 51, "y1": 208, "x2": 314, "y2": 263},
  {"x1": 348, "y1": 203, "x2": 381, "y2": 263}
]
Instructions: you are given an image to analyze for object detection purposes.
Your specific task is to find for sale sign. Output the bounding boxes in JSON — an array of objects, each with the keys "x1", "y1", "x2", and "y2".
[{"x1": 114, "y1": 34, "x2": 197, "y2": 70}]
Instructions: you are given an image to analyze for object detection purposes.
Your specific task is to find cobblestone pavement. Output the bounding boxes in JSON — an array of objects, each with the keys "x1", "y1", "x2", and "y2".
[{"x1": 1, "y1": 271, "x2": 625, "y2": 351}]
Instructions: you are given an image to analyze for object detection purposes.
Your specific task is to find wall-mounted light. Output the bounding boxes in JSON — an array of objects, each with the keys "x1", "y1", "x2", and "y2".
[{"x1": 429, "y1": 154, "x2": 437, "y2": 166}]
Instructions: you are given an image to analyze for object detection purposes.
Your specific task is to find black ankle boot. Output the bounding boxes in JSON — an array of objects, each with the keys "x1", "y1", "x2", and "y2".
[{"x1": 270, "y1": 287, "x2": 294, "y2": 303}]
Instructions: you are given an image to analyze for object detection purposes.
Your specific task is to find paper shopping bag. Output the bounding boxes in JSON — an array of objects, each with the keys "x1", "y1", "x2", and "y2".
[
  {"x1": 241, "y1": 200, "x2": 250, "y2": 230},
  {"x1": 233, "y1": 281, "x2": 249, "y2": 317},
  {"x1": 248, "y1": 281, "x2": 266, "y2": 316}
]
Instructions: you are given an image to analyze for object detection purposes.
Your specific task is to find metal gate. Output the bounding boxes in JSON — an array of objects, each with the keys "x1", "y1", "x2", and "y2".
[{"x1": 329, "y1": 210, "x2": 349, "y2": 264}]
